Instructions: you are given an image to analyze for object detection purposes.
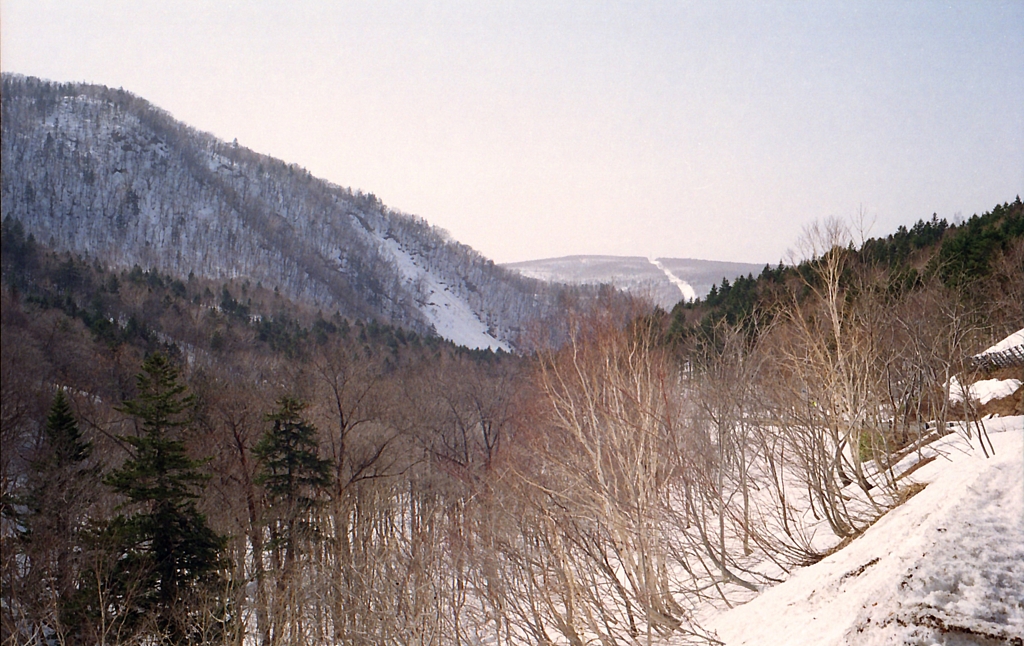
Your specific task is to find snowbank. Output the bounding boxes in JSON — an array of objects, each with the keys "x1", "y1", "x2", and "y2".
[
  {"x1": 949, "y1": 376, "x2": 1022, "y2": 406},
  {"x1": 980, "y1": 328, "x2": 1024, "y2": 356},
  {"x1": 705, "y1": 416, "x2": 1023, "y2": 646}
]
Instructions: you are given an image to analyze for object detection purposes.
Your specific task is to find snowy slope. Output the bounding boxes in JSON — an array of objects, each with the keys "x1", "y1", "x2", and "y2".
[
  {"x1": 704, "y1": 417, "x2": 1024, "y2": 646},
  {"x1": 379, "y1": 238, "x2": 509, "y2": 351}
]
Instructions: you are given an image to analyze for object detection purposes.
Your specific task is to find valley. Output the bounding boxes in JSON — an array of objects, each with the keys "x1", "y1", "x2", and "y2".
[{"x1": 2, "y1": 75, "x2": 1022, "y2": 646}]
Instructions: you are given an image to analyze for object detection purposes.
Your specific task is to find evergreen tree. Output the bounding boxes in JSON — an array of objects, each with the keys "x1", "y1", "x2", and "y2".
[
  {"x1": 104, "y1": 353, "x2": 227, "y2": 645},
  {"x1": 17, "y1": 391, "x2": 97, "y2": 642},
  {"x1": 255, "y1": 397, "x2": 330, "y2": 566},
  {"x1": 253, "y1": 397, "x2": 330, "y2": 643}
]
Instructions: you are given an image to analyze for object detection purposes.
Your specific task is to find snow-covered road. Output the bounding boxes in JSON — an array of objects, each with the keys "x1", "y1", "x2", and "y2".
[{"x1": 705, "y1": 416, "x2": 1023, "y2": 646}]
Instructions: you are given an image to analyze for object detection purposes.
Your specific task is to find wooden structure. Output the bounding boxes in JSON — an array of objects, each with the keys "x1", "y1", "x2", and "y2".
[{"x1": 969, "y1": 344, "x2": 1024, "y2": 372}]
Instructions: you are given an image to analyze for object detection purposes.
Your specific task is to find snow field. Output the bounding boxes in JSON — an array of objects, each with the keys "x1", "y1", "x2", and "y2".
[{"x1": 704, "y1": 416, "x2": 1023, "y2": 646}]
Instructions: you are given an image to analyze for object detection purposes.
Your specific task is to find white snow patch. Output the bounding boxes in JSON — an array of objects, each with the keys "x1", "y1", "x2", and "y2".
[
  {"x1": 980, "y1": 328, "x2": 1024, "y2": 355},
  {"x1": 648, "y1": 257, "x2": 697, "y2": 302},
  {"x1": 380, "y1": 238, "x2": 509, "y2": 352},
  {"x1": 704, "y1": 417, "x2": 1024, "y2": 646},
  {"x1": 949, "y1": 376, "x2": 1022, "y2": 406}
]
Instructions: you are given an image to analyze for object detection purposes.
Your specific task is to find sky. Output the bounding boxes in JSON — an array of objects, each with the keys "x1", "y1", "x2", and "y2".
[{"x1": 1, "y1": 1, "x2": 1022, "y2": 264}]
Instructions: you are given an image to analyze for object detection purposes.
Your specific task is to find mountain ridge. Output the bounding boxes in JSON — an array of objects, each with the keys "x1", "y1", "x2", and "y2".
[
  {"x1": 0, "y1": 74, "x2": 592, "y2": 350},
  {"x1": 504, "y1": 254, "x2": 765, "y2": 309}
]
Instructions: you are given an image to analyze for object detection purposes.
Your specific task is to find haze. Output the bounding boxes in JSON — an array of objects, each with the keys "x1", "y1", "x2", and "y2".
[{"x1": 2, "y1": 1, "x2": 1021, "y2": 264}]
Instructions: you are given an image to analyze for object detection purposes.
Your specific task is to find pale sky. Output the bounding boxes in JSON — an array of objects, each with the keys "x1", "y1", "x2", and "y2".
[{"x1": 2, "y1": 1, "x2": 1022, "y2": 264}]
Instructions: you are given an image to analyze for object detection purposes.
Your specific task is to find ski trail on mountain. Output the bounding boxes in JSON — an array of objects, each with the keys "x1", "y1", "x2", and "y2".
[{"x1": 648, "y1": 258, "x2": 697, "y2": 302}]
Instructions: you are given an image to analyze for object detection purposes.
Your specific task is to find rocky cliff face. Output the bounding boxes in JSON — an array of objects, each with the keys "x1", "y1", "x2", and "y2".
[{"x1": 1, "y1": 75, "x2": 575, "y2": 350}]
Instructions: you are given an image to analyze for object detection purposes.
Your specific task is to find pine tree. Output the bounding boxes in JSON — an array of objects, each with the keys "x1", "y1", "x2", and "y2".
[
  {"x1": 253, "y1": 397, "x2": 330, "y2": 643},
  {"x1": 17, "y1": 390, "x2": 97, "y2": 642},
  {"x1": 104, "y1": 353, "x2": 227, "y2": 645},
  {"x1": 255, "y1": 396, "x2": 330, "y2": 567}
]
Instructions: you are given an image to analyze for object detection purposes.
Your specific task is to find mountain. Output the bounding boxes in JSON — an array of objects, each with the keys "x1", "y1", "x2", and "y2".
[
  {"x1": 504, "y1": 255, "x2": 766, "y2": 310},
  {"x1": 0, "y1": 75, "x2": 590, "y2": 351}
]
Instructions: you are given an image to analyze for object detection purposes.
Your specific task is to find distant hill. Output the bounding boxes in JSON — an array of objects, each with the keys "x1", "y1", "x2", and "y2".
[
  {"x1": 666, "y1": 200, "x2": 1023, "y2": 343},
  {"x1": 0, "y1": 74, "x2": 596, "y2": 350},
  {"x1": 504, "y1": 255, "x2": 765, "y2": 310}
]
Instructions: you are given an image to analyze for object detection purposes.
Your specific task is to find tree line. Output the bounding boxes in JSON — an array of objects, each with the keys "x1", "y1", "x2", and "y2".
[{"x1": 669, "y1": 197, "x2": 1022, "y2": 342}]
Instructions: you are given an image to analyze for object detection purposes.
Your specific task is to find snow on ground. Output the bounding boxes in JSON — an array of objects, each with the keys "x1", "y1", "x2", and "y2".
[
  {"x1": 649, "y1": 257, "x2": 697, "y2": 302},
  {"x1": 949, "y1": 377, "x2": 1023, "y2": 406},
  {"x1": 380, "y1": 238, "x2": 509, "y2": 352},
  {"x1": 704, "y1": 416, "x2": 1024, "y2": 646},
  {"x1": 979, "y1": 328, "x2": 1024, "y2": 355}
]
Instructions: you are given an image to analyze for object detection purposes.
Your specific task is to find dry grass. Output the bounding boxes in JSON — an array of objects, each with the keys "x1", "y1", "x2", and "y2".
[{"x1": 895, "y1": 481, "x2": 929, "y2": 507}]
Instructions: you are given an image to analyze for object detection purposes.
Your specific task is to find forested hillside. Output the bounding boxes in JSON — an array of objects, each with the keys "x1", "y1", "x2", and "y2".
[
  {"x1": 0, "y1": 74, "x2": 586, "y2": 350},
  {"x1": 0, "y1": 234, "x2": 536, "y2": 645},
  {"x1": 3, "y1": 195, "x2": 1020, "y2": 644},
  {"x1": 667, "y1": 198, "x2": 1023, "y2": 342},
  {"x1": 3, "y1": 74, "x2": 1022, "y2": 645}
]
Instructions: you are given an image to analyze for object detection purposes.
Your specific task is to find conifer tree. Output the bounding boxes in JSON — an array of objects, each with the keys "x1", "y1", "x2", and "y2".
[
  {"x1": 104, "y1": 353, "x2": 227, "y2": 644},
  {"x1": 18, "y1": 390, "x2": 97, "y2": 642},
  {"x1": 255, "y1": 396, "x2": 330, "y2": 566},
  {"x1": 254, "y1": 397, "x2": 330, "y2": 643}
]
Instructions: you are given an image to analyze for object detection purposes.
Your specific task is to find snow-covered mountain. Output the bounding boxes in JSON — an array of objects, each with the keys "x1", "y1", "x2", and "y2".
[
  {"x1": 1, "y1": 75, "x2": 588, "y2": 350},
  {"x1": 504, "y1": 255, "x2": 766, "y2": 310}
]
